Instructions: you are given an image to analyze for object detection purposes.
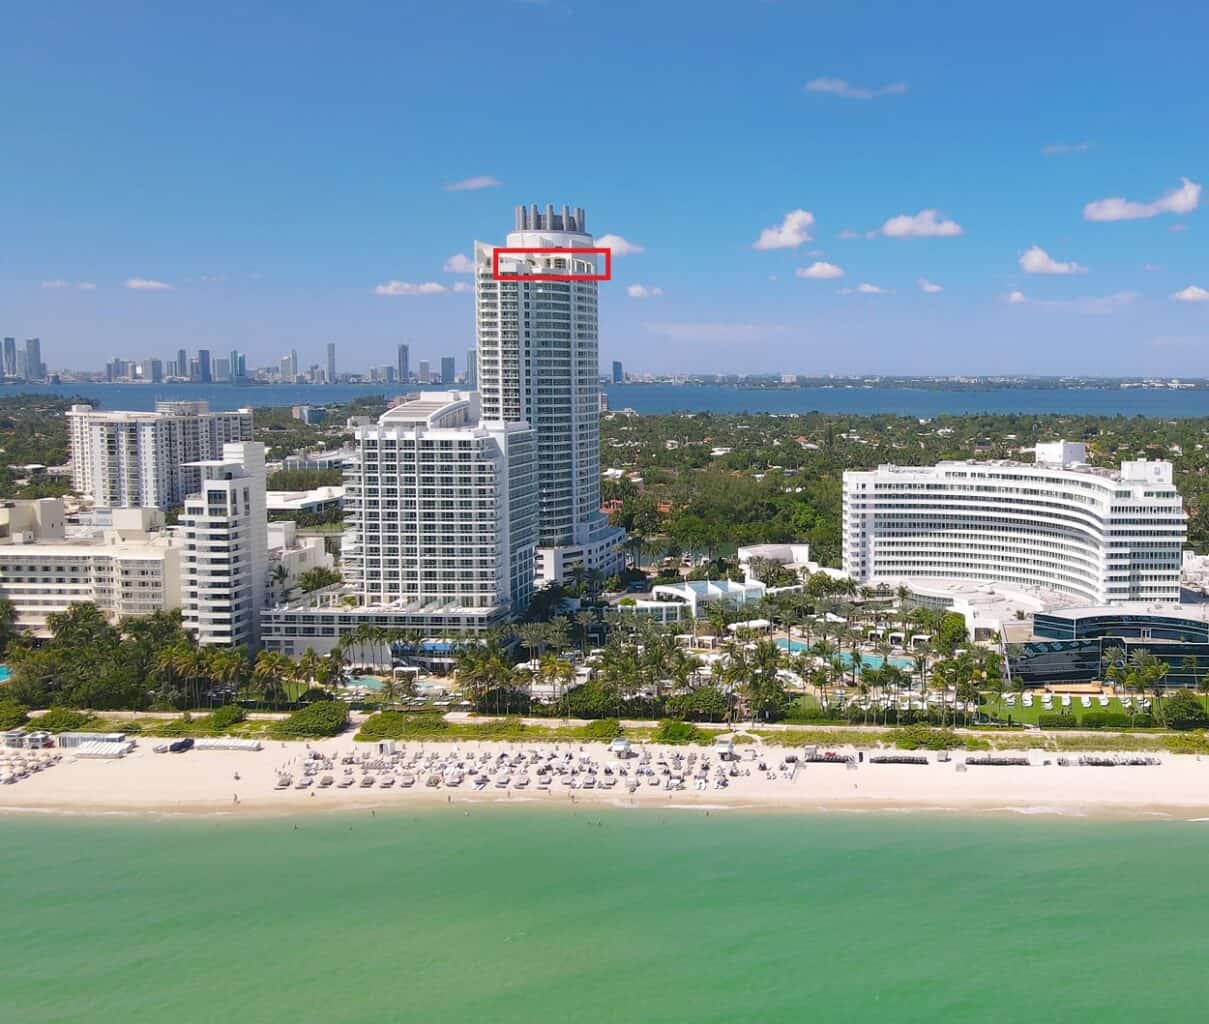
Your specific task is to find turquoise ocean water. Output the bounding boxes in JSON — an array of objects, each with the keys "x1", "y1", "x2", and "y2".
[{"x1": 3, "y1": 808, "x2": 1208, "y2": 1023}]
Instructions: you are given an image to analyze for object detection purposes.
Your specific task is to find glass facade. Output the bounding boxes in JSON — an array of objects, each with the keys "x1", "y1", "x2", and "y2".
[{"x1": 1011, "y1": 611, "x2": 1209, "y2": 688}]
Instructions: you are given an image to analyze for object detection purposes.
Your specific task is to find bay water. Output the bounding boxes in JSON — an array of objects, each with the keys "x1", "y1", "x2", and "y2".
[{"x1": 10, "y1": 380, "x2": 1209, "y2": 416}]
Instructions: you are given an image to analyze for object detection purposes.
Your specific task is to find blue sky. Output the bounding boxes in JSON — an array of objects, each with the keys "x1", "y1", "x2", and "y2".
[{"x1": 3, "y1": 1, "x2": 1208, "y2": 376}]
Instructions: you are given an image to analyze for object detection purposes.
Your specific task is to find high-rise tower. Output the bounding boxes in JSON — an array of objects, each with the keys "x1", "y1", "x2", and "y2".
[{"x1": 474, "y1": 204, "x2": 624, "y2": 585}]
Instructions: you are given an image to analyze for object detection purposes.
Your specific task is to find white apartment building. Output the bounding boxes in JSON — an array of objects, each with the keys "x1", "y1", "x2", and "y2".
[
  {"x1": 842, "y1": 441, "x2": 1186, "y2": 605},
  {"x1": 0, "y1": 499, "x2": 182, "y2": 636},
  {"x1": 68, "y1": 401, "x2": 254, "y2": 509},
  {"x1": 260, "y1": 392, "x2": 537, "y2": 656},
  {"x1": 180, "y1": 442, "x2": 267, "y2": 649},
  {"x1": 474, "y1": 204, "x2": 625, "y2": 586}
]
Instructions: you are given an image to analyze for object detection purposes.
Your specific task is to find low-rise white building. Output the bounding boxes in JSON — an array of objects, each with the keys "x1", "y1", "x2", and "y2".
[
  {"x1": 265, "y1": 485, "x2": 344, "y2": 517},
  {"x1": 647, "y1": 579, "x2": 768, "y2": 619},
  {"x1": 265, "y1": 521, "x2": 335, "y2": 605},
  {"x1": 0, "y1": 499, "x2": 182, "y2": 636}
]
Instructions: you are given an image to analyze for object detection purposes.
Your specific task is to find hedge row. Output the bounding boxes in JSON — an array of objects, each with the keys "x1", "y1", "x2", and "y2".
[{"x1": 1038, "y1": 712, "x2": 1156, "y2": 730}]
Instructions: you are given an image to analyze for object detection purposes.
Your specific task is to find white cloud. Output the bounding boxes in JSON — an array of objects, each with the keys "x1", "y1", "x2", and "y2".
[
  {"x1": 1019, "y1": 245, "x2": 1087, "y2": 275},
  {"x1": 917, "y1": 277, "x2": 943, "y2": 293},
  {"x1": 796, "y1": 261, "x2": 844, "y2": 280},
  {"x1": 125, "y1": 278, "x2": 173, "y2": 291},
  {"x1": 879, "y1": 209, "x2": 963, "y2": 238},
  {"x1": 596, "y1": 233, "x2": 644, "y2": 256},
  {"x1": 444, "y1": 175, "x2": 502, "y2": 192},
  {"x1": 803, "y1": 77, "x2": 907, "y2": 100},
  {"x1": 626, "y1": 284, "x2": 664, "y2": 298},
  {"x1": 452, "y1": 281, "x2": 471, "y2": 294},
  {"x1": 373, "y1": 280, "x2": 448, "y2": 296},
  {"x1": 752, "y1": 209, "x2": 815, "y2": 250},
  {"x1": 838, "y1": 229, "x2": 861, "y2": 240},
  {"x1": 642, "y1": 322, "x2": 790, "y2": 343},
  {"x1": 1083, "y1": 177, "x2": 1201, "y2": 222},
  {"x1": 442, "y1": 252, "x2": 475, "y2": 273},
  {"x1": 41, "y1": 279, "x2": 96, "y2": 290},
  {"x1": 1006, "y1": 290, "x2": 1136, "y2": 314},
  {"x1": 1143, "y1": 263, "x2": 1162, "y2": 272},
  {"x1": 1170, "y1": 223, "x2": 1188, "y2": 233},
  {"x1": 840, "y1": 282, "x2": 887, "y2": 295},
  {"x1": 1041, "y1": 142, "x2": 1094, "y2": 156},
  {"x1": 1172, "y1": 285, "x2": 1209, "y2": 303}
]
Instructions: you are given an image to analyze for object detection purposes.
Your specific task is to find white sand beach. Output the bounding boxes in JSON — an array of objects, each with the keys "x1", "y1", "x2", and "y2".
[{"x1": 4, "y1": 737, "x2": 1209, "y2": 819}]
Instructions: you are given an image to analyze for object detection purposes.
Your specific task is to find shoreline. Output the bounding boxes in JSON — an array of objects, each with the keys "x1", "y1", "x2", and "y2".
[{"x1": 6, "y1": 736, "x2": 1209, "y2": 822}]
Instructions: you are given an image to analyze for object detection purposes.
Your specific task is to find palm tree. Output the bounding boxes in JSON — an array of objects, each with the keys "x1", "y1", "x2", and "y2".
[
  {"x1": 253, "y1": 651, "x2": 292, "y2": 709},
  {"x1": 312, "y1": 652, "x2": 342, "y2": 694},
  {"x1": 574, "y1": 610, "x2": 595, "y2": 651},
  {"x1": 515, "y1": 623, "x2": 546, "y2": 663},
  {"x1": 379, "y1": 675, "x2": 400, "y2": 709},
  {"x1": 269, "y1": 563, "x2": 289, "y2": 601},
  {"x1": 297, "y1": 649, "x2": 322, "y2": 695}
]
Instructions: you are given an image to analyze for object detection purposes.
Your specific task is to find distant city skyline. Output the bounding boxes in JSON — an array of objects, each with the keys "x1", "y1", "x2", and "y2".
[{"x1": 3, "y1": 3, "x2": 1208, "y2": 376}]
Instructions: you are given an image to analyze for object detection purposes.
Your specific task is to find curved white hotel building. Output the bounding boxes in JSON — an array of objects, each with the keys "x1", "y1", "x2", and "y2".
[{"x1": 842, "y1": 441, "x2": 1186, "y2": 605}]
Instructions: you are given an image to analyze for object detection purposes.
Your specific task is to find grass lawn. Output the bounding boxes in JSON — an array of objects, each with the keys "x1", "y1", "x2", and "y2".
[{"x1": 980, "y1": 694, "x2": 1146, "y2": 726}]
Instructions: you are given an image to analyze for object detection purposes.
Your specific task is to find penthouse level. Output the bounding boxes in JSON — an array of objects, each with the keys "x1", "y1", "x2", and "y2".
[{"x1": 842, "y1": 441, "x2": 1186, "y2": 606}]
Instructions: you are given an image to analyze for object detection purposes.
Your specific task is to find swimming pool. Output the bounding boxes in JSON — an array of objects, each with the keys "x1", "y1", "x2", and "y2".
[
  {"x1": 0, "y1": 664, "x2": 9, "y2": 683},
  {"x1": 775, "y1": 641, "x2": 914, "y2": 672}
]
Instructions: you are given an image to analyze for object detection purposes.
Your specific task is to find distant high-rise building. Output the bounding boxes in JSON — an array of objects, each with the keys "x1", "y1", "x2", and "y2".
[
  {"x1": 213, "y1": 357, "x2": 230, "y2": 382},
  {"x1": 279, "y1": 349, "x2": 298, "y2": 382},
  {"x1": 2, "y1": 338, "x2": 15, "y2": 377},
  {"x1": 475, "y1": 203, "x2": 624, "y2": 585},
  {"x1": 326, "y1": 342, "x2": 336, "y2": 384},
  {"x1": 612, "y1": 360, "x2": 624, "y2": 384},
  {"x1": 397, "y1": 343, "x2": 409, "y2": 383},
  {"x1": 16, "y1": 351, "x2": 27, "y2": 380},
  {"x1": 68, "y1": 401, "x2": 254, "y2": 510},
  {"x1": 418, "y1": 360, "x2": 430, "y2": 383},
  {"x1": 466, "y1": 348, "x2": 477, "y2": 389},
  {"x1": 197, "y1": 349, "x2": 212, "y2": 383},
  {"x1": 24, "y1": 338, "x2": 43, "y2": 381},
  {"x1": 229, "y1": 349, "x2": 244, "y2": 381},
  {"x1": 166, "y1": 360, "x2": 178, "y2": 379},
  {"x1": 441, "y1": 355, "x2": 455, "y2": 385},
  {"x1": 147, "y1": 358, "x2": 163, "y2": 383},
  {"x1": 177, "y1": 349, "x2": 188, "y2": 379}
]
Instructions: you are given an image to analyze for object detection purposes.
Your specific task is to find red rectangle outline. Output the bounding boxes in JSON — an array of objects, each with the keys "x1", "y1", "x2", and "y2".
[{"x1": 491, "y1": 246, "x2": 612, "y2": 281}]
